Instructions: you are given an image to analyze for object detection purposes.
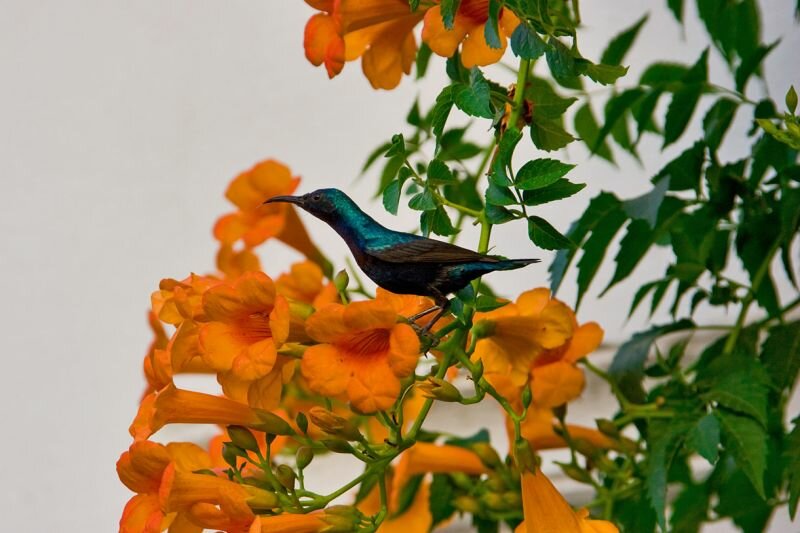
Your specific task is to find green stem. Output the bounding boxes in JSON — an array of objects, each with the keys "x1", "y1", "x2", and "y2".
[{"x1": 722, "y1": 239, "x2": 780, "y2": 355}]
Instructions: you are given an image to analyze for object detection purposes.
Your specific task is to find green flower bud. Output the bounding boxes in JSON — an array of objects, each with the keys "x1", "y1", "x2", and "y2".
[
  {"x1": 513, "y1": 438, "x2": 537, "y2": 473},
  {"x1": 308, "y1": 407, "x2": 364, "y2": 442},
  {"x1": 471, "y1": 442, "x2": 502, "y2": 469},
  {"x1": 502, "y1": 491, "x2": 521, "y2": 508},
  {"x1": 417, "y1": 376, "x2": 462, "y2": 402},
  {"x1": 453, "y1": 495, "x2": 481, "y2": 514},
  {"x1": 244, "y1": 486, "x2": 279, "y2": 510},
  {"x1": 227, "y1": 425, "x2": 259, "y2": 453},
  {"x1": 481, "y1": 492, "x2": 506, "y2": 511},
  {"x1": 334, "y1": 269, "x2": 350, "y2": 293},
  {"x1": 253, "y1": 411, "x2": 295, "y2": 436},
  {"x1": 559, "y1": 463, "x2": 593, "y2": 484},
  {"x1": 295, "y1": 412, "x2": 309, "y2": 435},
  {"x1": 485, "y1": 473, "x2": 506, "y2": 493},
  {"x1": 222, "y1": 443, "x2": 246, "y2": 469},
  {"x1": 322, "y1": 439, "x2": 354, "y2": 454},
  {"x1": 521, "y1": 385, "x2": 532, "y2": 409},
  {"x1": 296, "y1": 446, "x2": 314, "y2": 470},
  {"x1": 595, "y1": 418, "x2": 619, "y2": 438},
  {"x1": 275, "y1": 464, "x2": 296, "y2": 490},
  {"x1": 450, "y1": 472, "x2": 474, "y2": 490}
]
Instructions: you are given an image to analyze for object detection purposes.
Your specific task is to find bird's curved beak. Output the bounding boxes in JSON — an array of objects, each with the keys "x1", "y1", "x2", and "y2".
[{"x1": 264, "y1": 195, "x2": 303, "y2": 206}]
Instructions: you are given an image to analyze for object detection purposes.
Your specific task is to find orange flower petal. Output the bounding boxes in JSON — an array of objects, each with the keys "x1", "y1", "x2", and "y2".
[
  {"x1": 461, "y1": 24, "x2": 506, "y2": 68},
  {"x1": 117, "y1": 441, "x2": 170, "y2": 494},
  {"x1": 232, "y1": 338, "x2": 278, "y2": 381},
  {"x1": 343, "y1": 299, "x2": 397, "y2": 331},
  {"x1": 149, "y1": 384, "x2": 262, "y2": 435},
  {"x1": 531, "y1": 361, "x2": 586, "y2": 408},
  {"x1": 166, "y1": 442, "x2": 213, "y2": 473},
  {"x1": 304, "y1": 12, "x2": 346, "y2": 77},
  {"x1": 119, "y1": 494, "x2": 164, "y2": 533},
  {"x1": 270, "y1": 295, "x2": 291, "y2": 345},
  {"x1": 387, "y1": 323, "x2": 421, "y2": 377},
  {"x1": 564, "y1": 322, "x2": 604, "y2": 363},
  {"x1": 250, "y1": 512, "x2": 326, "y2": 533},
  {"x1": 305, "y1": 304, "x2": 350, "y2": 343},
  {"x1": 301, "y1": 343, "x2": 350, "y2": 396},
  {"x1": 422, "y1": 6, "x2": 469, "y2": 58},
  {"x1": 347, "y1": 359, "x2": 401, "y2": 413},
  {"x1": 199, "y1": 322, "x2": 242, "y2": 372}
]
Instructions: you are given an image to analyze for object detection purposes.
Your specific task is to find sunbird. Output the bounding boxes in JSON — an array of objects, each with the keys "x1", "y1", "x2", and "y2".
[{"x1": 265, "y1": 189, "x2": 539, "y2": 330}]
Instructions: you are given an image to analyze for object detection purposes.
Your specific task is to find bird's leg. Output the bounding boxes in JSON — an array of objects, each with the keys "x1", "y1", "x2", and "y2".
[
  {"x1": 406, "y1": 305, "x2": 441, "y2": 325},
  {"x1": 420, "y1": 295, "x2": 451, "y2": 334}
]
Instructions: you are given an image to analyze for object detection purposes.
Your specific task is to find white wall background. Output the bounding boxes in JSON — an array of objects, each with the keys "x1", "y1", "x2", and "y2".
[{"x1": 0, "y1": 1, "x2": 797, "y2": 531}]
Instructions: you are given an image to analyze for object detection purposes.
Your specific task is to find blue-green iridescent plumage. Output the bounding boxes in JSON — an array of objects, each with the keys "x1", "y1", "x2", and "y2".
[{"x1": 265, "y1": 188, "x2": 539, "y2": 308}]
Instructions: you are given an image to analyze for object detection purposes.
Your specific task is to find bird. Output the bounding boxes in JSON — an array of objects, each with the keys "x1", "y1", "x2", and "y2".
[{"x1": 265, "y1": 188, "x2": 539, "y2": 331}]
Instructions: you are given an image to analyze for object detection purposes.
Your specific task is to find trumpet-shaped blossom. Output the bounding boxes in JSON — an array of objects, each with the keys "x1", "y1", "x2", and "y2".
[
  {"x1": 422, "y1": 0, "x2": 520, "y2": 68},
  {"x1": 276, "y1": 260, "x2": 339, "y2": 308},
  {"x1": 517, "y1": 468, "x2": 618, "y2": 533},
  {"x1": 301, "y1": 296, "x2": 421, "y2": 413}
]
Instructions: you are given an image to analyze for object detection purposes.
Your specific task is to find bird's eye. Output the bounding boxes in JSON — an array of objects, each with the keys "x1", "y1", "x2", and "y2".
[{"x1": 312, "y1": 194, "x2": 322, "y2": 202}]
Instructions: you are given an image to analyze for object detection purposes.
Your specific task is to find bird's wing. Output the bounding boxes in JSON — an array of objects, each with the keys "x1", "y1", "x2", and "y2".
[{"x1": 367, "y1": 238, "x2": 499, "y2": 264}]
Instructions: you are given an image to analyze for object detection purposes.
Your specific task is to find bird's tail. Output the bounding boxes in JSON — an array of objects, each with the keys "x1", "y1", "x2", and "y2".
[{"x1": 494, "y1": 258, "x2": 540, "y2": 270}]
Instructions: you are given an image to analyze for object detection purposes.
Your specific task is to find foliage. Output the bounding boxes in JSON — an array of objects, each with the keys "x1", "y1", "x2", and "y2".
[{"x1": 118, "y1": 1, "x2": 798, "y2": 532}]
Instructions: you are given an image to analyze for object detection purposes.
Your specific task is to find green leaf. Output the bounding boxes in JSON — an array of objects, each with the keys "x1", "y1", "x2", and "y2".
[
  {"x1": 445, "y1": 428, "x2": 490, "y2": 448},
  {"x1": 633, "y1": 89, "x2": 663, "y2": 140},
  {"x1": 670, "y1": 483, "x2": 709, "y2": 533},
  {"x1": 667, "y1": 0, "x2": 684, "y2": 22},
  {"x1": 421, "y1": 206, "x2": 459, "y2": 237},
  {"x1": 735, "y1": 41, "x2": 779, "y2": 93},
  {"x1": 594, "y1": 88, "x2": 644, "y2": 152},
  {"x1": 408, "y1": 0, "x2": 420, "y2": 9},
  {"x1": 761, "y1": 321, "x2": 800, "y2": 390},
  {"x1": 409, "y1": 189, "x2": 437, "y2": 211},
  {"x1": 550, "y1": 192, "x2": 621, "y2": 294},
  {"x1": 510, "y1": 23, "x2": 548, "y2": 59},
  {"x1": 608, "y1": 320, "x2": 695, "y2": 393},
  {"x1": 646, "y1": 416, "x2": 696, "y2": 530},
  {"x1": 787, "y1": 421, "x2": 800, "y2": 518},
  {"x1": 522, "y1": 178, "x2": 585, "y2": 206},
  {"x1": 392, "y1": 474, "x2": 424, "y2": 516},
  {"x1": 582, "y1": 62, "x2": 629, "y2": 85},
  {"x1": 515, "y1": 158, "x2": 575, "y2": 190},
  {"x1": 574, "y1": 103, "x2": 614, "y2": 162},
  {"x1": 717, "y1": 410, "x2": 768, "y2": 498},
  {"x1": 382, "y1": 180, "x2": 403, "y2": 215},
  {"x1": 639, "y1": 62, "x2": 689, "y2": 86},
  {"x1": 787, "y1": 85, "x2": 798, "y2": 114},
  {"x1": 453, "y1": 68, "x2": 493, "y2": 119},
  {"x1": 427, "y1": 159, "x2": 456, "y2": 184},
  {"x1": 528, "y1": 216, "x2": 574, "y2": 250},
  {"x1": 601, "y1": 15, "x2": 647, "y2": 66},
  {"x1": 485, "y1": 203, "x2": 516, "y2": 224},
  {"x1": 439, "y1": 0, "x2": 461, "y2": 29},
  {"x1": 486, "y1": 182, "x2": 517, "y2": 206},
  {"x1": 575, "y1": 207, "x2": 627, "y2": 307},
  {"x1": 663, "y1": 50, "x2": 709, "y2": 147},
  {"x1": 385, "y1": 133, "x2": 406, "y2": 157},
  {"x1": 429, "y1": 474, "x2": 456, "y2": 528},
  {"x1": 703, "y1": 98, "x2": 738, "y2": 152},
  {"x1": 736, "y1": 211, "x2": 781, "y2": 315},
  {"x1": 545, "y1": 38, "x2": 580, "y2": 88},
  {"x1": 703, "y1": 369, "x2": 769, "y2": 427},
  {"x1": 623, "y1": 176, "x2": 669, "y2": 227},
  {"x1": 483, "y1": 0, "x2": 502, "y2": 49},
  {"x1": 686, "y1": 413, "x2": 720, "y2": 464},
  {"x1": 657, "y1": 141, "x2": 706, "y2": 192},
  {"x1": 530, "y1": 117, "x2": 575, "y2": 151},
  {"x1": 431, "y1": 86, "x2": 455, "y2": 141},
  {"x1": 415, "y1": 42, "x2": 432, "y2": 79},
  {"x1": 491, "y1": 127, "x2": 522, "y2": 186},
  {"x1": 526, "y1": 78, "x2": 577, "y2": 121}
]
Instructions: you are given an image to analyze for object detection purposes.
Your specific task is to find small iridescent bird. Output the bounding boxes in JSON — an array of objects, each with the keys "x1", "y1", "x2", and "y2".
[{"x1": 265, "y1": 188, "x2": 539, "y2": 330}]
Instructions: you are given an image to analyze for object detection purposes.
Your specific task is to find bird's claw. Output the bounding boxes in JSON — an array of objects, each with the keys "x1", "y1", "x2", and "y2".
[{"x1": 411, "y1": 324, "x2": 440, "y2": 349}]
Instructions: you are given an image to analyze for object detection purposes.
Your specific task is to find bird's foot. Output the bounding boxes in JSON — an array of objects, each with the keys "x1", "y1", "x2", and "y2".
[{"x1": 412, "y1": 324, "x2": 440, "y2": 350}]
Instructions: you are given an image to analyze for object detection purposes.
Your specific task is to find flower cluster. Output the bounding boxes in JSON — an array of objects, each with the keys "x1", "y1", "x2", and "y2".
[{"x1": 118, "y1": 2, "x2": 624, "y2": 532}]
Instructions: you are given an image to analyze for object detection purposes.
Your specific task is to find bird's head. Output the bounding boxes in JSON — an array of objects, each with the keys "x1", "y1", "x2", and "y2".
[{"x1": 264, "y1": 188, "x2": 351, "y2": 224}]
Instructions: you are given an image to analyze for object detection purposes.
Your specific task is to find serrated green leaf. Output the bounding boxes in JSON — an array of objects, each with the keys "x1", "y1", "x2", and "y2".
[
  {"x1": 640, "y1": 62, "x2": 690, "y2": 86},
  {"x1": 717, "y1": 410, "x2": 767, "y2": 498},
  {"x1": 382, "y1": 180, "x2": 402, "y2": 215},
  {"x1": 485, "y1": 203, "x2": 517, "y2": 224},
  {"x1": 609, "y1": 320, "x2": 695, "y2": 388},
  {"x1": 528, "y1": 216, "x2": 574, "y2": 250},
  {"x1": 486, "y1": 182, "x2": 517, "y2": 206},
  {"x1": 393, "y1": 474, "x2": 424, "y2": 517},
  {"x1": 670, "y1": 483, "x2": 709, "y2": 533},
  {"x1": 522, "y1": 178, "x2": 585, "y2": 206},
  {"x1": 787, "y1": 421, "x2": 800, "y2": 518},
  {"x1": 735, "y1": 41, "x2": 779, "y2": 93},
  {"x1": 686, "y1": 413, "x2": 720, "y2": 464},
  {"x1": 575, "y1": 207, "x2": 627, "y2": 307},
  {"x1": 703, "y1": 98, "x2": 738, "y2": 152},
  {"x1": 582, "y1": 62, "x2": 629, "y2": 85},
  {"x1": 510, "y1": 23, "x2": 548, "y2": 59},
  {"x1": 646, "y1": 416, "x2": 696, "y2": 530},
  {"x1": 515, "y1": 158, "x2": 575, "y2": 190},
  {"x1": 440, "y1": 0, "x2": 461, "y2": 29},
  {"x1": 601, "y1": 15, "x2": 648, "y2": 66},
  {"x1": 657, "y1": 141, "x2": 706, "y2": 192},
  {"x1": 526, "y1": 78, "x2": 577, "y2": 120},
  {"x1": 736, "y1": 211, "x2": 781, "y2": 315},
  {"x1": 385, "y1": 133, "x2": 406, "y2": 157},
  {"x1": 429, "y1": 474, "x2": 456, "y2": 528},
  {"x1": 415, "y1": 42, "x2": 432, "y2": 79},
  {"x1": 483, "y1": 0, "x2": 502, "y2": 49},
  {"x1": 530, "y1": 117, "x2": 575, "y2": 151},
  {"x1": 667, "y1": 0, "x2": 684, "y2": 22},
  {"x1": 704, "y1": 370, "x2": 769, "y2": 427},
  {"x1": 545, "y1": 38, "x2": 579, "y2": 87},
  {"x1": 431, "y1": 86, "x2": 454, "y2": 141},
  {"x1": 409, "y1": 189, "x2": 437, "y2": 211},
  {"x1": 761, "y1": 321, "x2": 800, "y2": 390},
  {"x1": 574, "y1": 103, "x2": 614, "y2": 162},
  {"x1": 491, "y1": 127, "x2": 522, "y2": 186},
  {"x1": 594, "y1": 88, "x2": 644, "y2": 152},
  {"x1": 663, "y1": 50, "x2": 708, "y2": 146},
  {"x1": 421, "y1": 205, "x2": 459, "y2": 237},
  {"x1": 453, "y1": 68, "x2": 493, "y2": 119},
  {"x1": 427, "y1": 159, "x2": 456, "y2": 184}
]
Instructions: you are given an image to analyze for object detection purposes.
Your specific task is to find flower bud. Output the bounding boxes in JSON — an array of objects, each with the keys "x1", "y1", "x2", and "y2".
[
  {"x1": 471, "y1": 442, "x2": 502, "y2": 469},
  {"x1": 322, "y1": 439, "x2": 355, "y2": 454},
  {"x1": 276, "y1": 464, "x2": 296, "y2": 491},
  {"x1": 485, "y1": 473, "x2": 506, "y2": 492},
  {"x1": 222, "y1": 443, "x2": 246, "y2": 469},
  {"x1": 278, "y1": 342, "x2": 308, "y2": 359},
  {"x1": 296, "y1": 446, "x2": 314, "y2": 470},
  {"x1": 295, "y1": 412, "x2": 309, "y2": 435},
  {"x1": 334, "y1": 269, "x2": 350, "y2": 293},
  {"x1": 502, "y1": 491, "x2": 521, "y2": 508},
  {"x1": 471, "y1": 359, "x2": 484, "y2": 382},
  {"x1": 244, "y1": 486, "x2": 279, "y2": 510},
  {"x1": 559, "y1": 463, "x2": 593, "y2": 484},
  {"x1": 308, "y1": 407, "x2": 364, "y2": 442},
  {"x1": 450, "y1": 472, "x2": 474, "y2": 490},
  {"x1": 253, "y1": 411, "x2": 295, "y2": 436},
  {"x1": 521, "y1": 385, "x2": 532, "y2": 409},
  {"x1": 513, "y1": 438, "x2": 537, "y2": 473},
  {"x1": 471, "y1": 319, "x2": 496, "y2": 339},
  {"x1": 322, "y1": 506, "x2": 362, "y2": 532},
  {"x1": 453, "y1": 495, "x2": 481, "y2": 514},
  {"x1": 595, "y1": 418, "x2": 619, "y2": 438},
  {"x1": 227, "y1": 425, "x2": 259, "y2": 453},
  {"x1": 417, "y1": 376, "x2": 462, "y2": 402},
  {"x1": 571, "y1": 438, "x2": 599, "y2": 458},
  {"x1": 289, "y1": 301, "x2": 315, "y2": 320},
  {"x1": 482, "y1": 492, "x2": 506, "y2": 511}
]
